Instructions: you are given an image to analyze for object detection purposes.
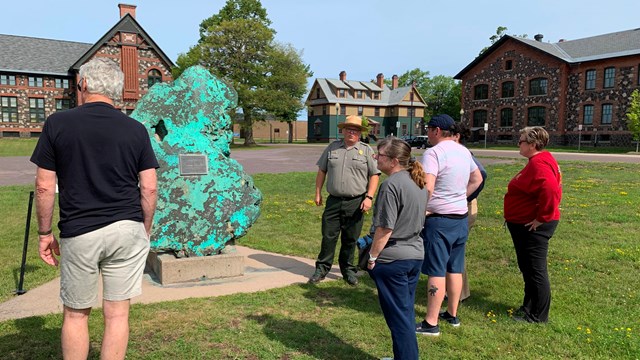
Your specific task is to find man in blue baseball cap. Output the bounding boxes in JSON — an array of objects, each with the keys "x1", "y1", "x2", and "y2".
[{"x1": 415, "y1": 114, "x2": 483, "y2": 336}]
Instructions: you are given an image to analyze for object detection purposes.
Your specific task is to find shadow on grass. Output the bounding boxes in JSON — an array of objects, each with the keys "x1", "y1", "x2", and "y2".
[
  {"x1": 0, "y1": 316, "x2": 106, "y2": 360},
  {"x1": 300, "y1": 278, "x2": 382, "y2": 316},
  {"x1": 248, "y1": 313, "x2": 377, "y2": 360},
  {"x1": 247, "y1": 253, "x2": 315, "y2": 277},
  {"x1": 12, "y1": 264, "x2": 39, "y2": 292},
  {"x1": 413, "y1": 278, "x2": 516, "y2": 320}
]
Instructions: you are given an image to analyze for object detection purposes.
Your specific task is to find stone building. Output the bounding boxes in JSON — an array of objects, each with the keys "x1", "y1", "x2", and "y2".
[
  {"x1": 306, "y1": 71, "x2": 426, "y2": 142},
  {"x1": 0, "y1": 4, "x2": 174, "y2": 137},
  {"x1": 455, "y1": 29, "x2": 640, "y2": 146}
]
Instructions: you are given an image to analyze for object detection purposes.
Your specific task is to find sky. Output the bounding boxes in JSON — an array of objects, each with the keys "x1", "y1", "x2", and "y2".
[{"x1": 2, "y1": 0, "x2": 639, "y2": 87}]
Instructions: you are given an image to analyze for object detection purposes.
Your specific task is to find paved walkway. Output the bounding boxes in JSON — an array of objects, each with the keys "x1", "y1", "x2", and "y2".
[{"x1": 0, "y1": 246, "x2": 344, "y2": 321}]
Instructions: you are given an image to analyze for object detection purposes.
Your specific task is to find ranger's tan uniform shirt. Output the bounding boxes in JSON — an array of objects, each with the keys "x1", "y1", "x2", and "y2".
[{"x1": 317, "y1": 140, "x2": 380, "y2": 197}]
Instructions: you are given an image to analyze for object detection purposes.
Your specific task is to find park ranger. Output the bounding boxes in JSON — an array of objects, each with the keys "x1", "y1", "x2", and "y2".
[{"x1": 309, "y1": 115, "x2": 380, "y2": 286}]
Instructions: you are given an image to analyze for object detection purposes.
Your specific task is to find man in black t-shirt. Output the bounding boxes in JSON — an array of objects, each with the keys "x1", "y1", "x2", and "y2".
[{"x1": 31, "y1": 58, "x2": 158, "y2": 359}]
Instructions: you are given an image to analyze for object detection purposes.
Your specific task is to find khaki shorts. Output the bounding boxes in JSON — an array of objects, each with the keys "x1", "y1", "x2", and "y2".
[{"x1": 60, "y1": 220, "x2": 150, "y2": 309}]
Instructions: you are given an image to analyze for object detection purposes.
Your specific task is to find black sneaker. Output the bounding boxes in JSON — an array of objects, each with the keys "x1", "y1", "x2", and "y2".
[
  {"x1": 415, "y1": 320, "x2": 440, "y2": 336},
  {"x1": 438, "y1": 311, "x2": 461, "y2": 327},
  {"x1": 308, "y1": 271, "x2": 325, "y2": 284},
  {"x1": 344, "y1": 274, "x2": 359, "y2": 286}
]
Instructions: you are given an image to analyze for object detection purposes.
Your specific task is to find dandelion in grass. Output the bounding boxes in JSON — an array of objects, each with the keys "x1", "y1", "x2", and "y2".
[
  {"x1": 619, "y1": 191, "x2": 628, "y2": 196},
  {"x1": 586, "y1": 328, "x2": 591, "y2": 334},
  {"x1": 577, "y1": 326, "x2": 582, "y2": 331},
  {"x1": 305, "y1": 200, "x2": 315, "y2": 205}
]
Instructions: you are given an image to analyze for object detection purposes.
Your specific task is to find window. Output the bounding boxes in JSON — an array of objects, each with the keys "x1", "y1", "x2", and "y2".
[
  {"x1": 56, "y1": 99, "x2": 71, "y2": 111},
  {"x1": 585, "y1": 70, "x2": 596, "y2": 90},
  {"x1": 505, "y1": 60, "x2": 513, "y2": 70},
  {"x1": 373, "y1": 92, "x2": 380, "y2": 100},
  {"x1": 340, "y1": 106, "x2": 346, "y2": 115},
  {"x1": 29, "y1": 98, "x2": 45, "y2": 122},
  {"x1": 357, "y1": 106, "x2": 363, "y2": 116},
  {"x1": 322, "y1": 106, "x2": 326, "y2": 115},
  {"x1": 1, "y1": 96, "x2": 18, "y2": 122},
  {"x1": 529, "y1": 78, "x2": 547, "y2": 95},
  {"x1": 500, "y1": 108, "x2": 513, "y2": 127},
  {"x1": 604, "y1": 67, "x2": 615, "y2": 88},
  {"x1": 474, "y1": 84, "x2": 488, "y2": 100},
  {"x1": 527, "y1": 107, "x2": 546, "y2": 126},
  {"x1": 54, "y1": 79, "x2": 69, "y2": 89},
  {"x1": 28, "y1": 77, "x2": 43, "y2": 87},
  {"x1": 0, "y1": 75, "x2": 16, "y2": 86},
  {"x1": 601, "y1": 104, "x2": 613, "y2": 124},
  {"x1": 408, "y1": 108, "x2": 415, "y2": 117},
  {"x1": 501, "y1": 81, "x2": 514, "y2": 98},
  {"x1": 356, "y1": 90, "x2": 363, "y2": 99},
  {"x1": 148, "y1": 69, "x2": 162, "y2": 88},
  {"x1": 374, "y1": 107, "x2": 380, "y2": 116},
  {"x1": 583, "y1": 105, "x2": 593, "y2": 125},
  {"x1": 316, "y1": 88, "x2": 320, "y2": 98},
  {"x1": 338, "y1": 89, "x2": 346, "y2": 98},
  {"x1": 473, "y1": 110, "x2": 487, "y2": 127}
]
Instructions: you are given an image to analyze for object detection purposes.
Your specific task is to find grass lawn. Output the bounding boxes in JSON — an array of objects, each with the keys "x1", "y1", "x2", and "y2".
[{"x1": 0, "y1": 161, "x2": 638, "y2": 359}]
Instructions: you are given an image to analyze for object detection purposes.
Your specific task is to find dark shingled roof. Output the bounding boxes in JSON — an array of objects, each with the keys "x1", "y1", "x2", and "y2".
[
  {"x1": 0, "y1": 34, "x2": 92, "y2": 75},
  {"x1": 455, "y1": 27, "x2": 640, "y2": 79}
]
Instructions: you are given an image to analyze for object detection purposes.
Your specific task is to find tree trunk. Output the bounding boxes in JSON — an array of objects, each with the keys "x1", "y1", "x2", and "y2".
[
  {"x1": 288, "y1": 121, "x2": 294, "y2": 143},
  {"x1": 242, "y1": 109, "x2": 256, "y2": 146},
  {"x1": 636, "y1": 139, "x2": 639, "y2": 153}
]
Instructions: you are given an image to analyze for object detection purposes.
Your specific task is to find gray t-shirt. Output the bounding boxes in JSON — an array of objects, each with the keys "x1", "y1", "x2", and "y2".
[
  {"x1": 372, "y1": 170, "x2": 428, "y2": 263},
  {"x1": 316, "y1": 140, "x2": 379, "y2": 197}
]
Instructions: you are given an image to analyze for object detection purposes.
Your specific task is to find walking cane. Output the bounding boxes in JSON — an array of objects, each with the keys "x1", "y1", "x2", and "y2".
[{"x1": 16, "y1": 191, "x2": 34, "y2": 295}]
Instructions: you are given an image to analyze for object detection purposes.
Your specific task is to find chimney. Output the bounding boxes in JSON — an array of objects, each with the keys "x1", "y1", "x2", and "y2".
[
  {"x1": 558, "y1": 39, "x2": 565, "y2": 42},
  {"x1": 376, "y1": 73, "x2": 384, "y2": 88},
  {"x1": 392, "y1": 75, "x2": 398, "y2": 90},
  {"x1": 118, "y1": 3, "x2": 136, "y2": 18},
  {"x1": 339, "y1": 71, "x2": 346, "y2": 81},
  {"x1": 534, "y1": 34, "x2": 544, "y2": 42}
]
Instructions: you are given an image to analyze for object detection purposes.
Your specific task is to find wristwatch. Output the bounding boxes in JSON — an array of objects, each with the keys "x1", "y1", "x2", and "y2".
[
  {"x1": 365, "y1": 195, "x2": 373, "y2": 200},
  {"x1": 38, "y1": 229, "x2": 53, "y2": 236},
  {"x1": 368, "y1": 254, "x2": 378, "y2": 263}
]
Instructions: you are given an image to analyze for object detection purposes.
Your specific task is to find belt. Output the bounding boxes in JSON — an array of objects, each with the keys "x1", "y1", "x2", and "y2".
[
  {"x1": 331, "y1": 193, "x2": 365, "y2": 201},
  {"x1": 427, "y1": 213, "x2": 468, "y2": 219}
]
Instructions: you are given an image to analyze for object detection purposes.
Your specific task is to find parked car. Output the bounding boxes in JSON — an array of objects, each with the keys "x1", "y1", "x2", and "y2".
[{"x1": 401, "y1": 135, "x2": 430, "y2": 148}]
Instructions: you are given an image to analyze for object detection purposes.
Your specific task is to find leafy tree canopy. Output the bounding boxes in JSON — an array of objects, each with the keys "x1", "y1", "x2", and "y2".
[
  {"x1": 626, "y1": 89, "x2": 640, "y2": 152},
  {"x1": 173, "y1": 0, "x2": 311, "y2": 145},
  {"x1": 386, "y1": 68, "x2": 461, "y2": 121},
  {"x1": 479, "y1": 26, "x2": 528, "y2": 54}
]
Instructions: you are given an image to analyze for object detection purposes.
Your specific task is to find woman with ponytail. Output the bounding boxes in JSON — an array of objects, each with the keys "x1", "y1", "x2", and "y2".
[{"x1": 367, "y1": 137, "x2": 428, "y2": 360}]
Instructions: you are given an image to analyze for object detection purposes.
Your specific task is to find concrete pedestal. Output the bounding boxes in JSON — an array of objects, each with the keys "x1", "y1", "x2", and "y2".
[{"x1": 146, "y1": 251, "x2": 244, "y2": 285}]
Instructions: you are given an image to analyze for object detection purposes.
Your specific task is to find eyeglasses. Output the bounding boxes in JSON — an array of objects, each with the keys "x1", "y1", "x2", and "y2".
[
  {"x1": 374, "y1": 153, "x2": 392, "y2": 160},
  {"x1": 344, "y1": 128, "x2": 360, "y2": 134},
  {"x1": 518, "y1": 140, "x2": 528, "y2": 145}
]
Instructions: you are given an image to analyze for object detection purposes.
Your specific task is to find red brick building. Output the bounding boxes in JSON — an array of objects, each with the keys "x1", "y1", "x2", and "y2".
[
  {"x1": 455, "y1": 30, "x2": 640, "y2": 146},
  {"x1": 0, "y1": 4, "x2": 174, "y2": 138}
]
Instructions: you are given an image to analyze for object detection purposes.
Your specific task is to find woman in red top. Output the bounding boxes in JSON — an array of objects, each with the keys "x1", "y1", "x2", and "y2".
[{"x1": 504, "y1": 127, "x2": 562, "y2": 323}]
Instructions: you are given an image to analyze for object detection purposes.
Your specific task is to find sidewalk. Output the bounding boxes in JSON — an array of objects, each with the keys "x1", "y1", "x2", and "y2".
[{"x1": 0, "y1": 246, "x2": 342, "y2": 322}]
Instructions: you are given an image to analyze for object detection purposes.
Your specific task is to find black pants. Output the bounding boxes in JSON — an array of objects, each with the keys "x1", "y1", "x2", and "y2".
[
  {"x1": 507, "y1": 221, "x2": 558, "y2": 323},
  {"x1": 315, "y1": 194, "x2": 364, "y2": 278}
]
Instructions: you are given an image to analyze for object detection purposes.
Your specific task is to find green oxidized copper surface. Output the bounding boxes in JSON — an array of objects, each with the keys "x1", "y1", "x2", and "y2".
[{"x1": 133, "y1": 66, "x2": 262, "y2": 256}]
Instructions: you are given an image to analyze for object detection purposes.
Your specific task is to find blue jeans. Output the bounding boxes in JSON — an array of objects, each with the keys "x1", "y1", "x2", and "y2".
[{"x1": 370, "y1": 259, "x2": 423, "y2": 360}]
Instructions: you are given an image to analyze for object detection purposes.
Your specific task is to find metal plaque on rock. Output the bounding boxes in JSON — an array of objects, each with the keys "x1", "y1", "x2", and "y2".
[{"x1": 179, "y1": 154, "x2": 208, "y2": 176}]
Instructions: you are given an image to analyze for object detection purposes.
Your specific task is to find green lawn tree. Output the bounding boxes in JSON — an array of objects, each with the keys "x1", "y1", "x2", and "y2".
[
  {"x1": 626, "y1": 89, "x2": 640, "y2": 152},
  {"x1": 173, "y1": 0, "x2": 311, "y2": 145}
]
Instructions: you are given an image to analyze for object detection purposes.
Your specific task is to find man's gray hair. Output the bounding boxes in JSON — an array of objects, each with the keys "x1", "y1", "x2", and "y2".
[{"x1": 79, "y1": 58, "x2": 124, "y2": 100}]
